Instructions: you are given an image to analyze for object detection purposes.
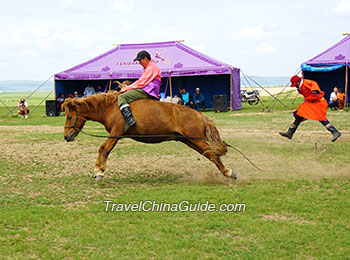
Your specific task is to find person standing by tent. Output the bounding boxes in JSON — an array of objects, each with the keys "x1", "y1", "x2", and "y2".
[
  {"x1": 118, "y1": 50, "x2": 162, "y2": 133},
  {"x1": 84, "y1": 83, "x2": 95, "y2": 97},
  {"x1": 17, "y1": 98, "x2": 29, "y2": 118},
  {"x1": 279, "y1": 75, "x2": 342, "y2": 142},
  {"x1": 337, "y1": 89, "x2": 346, "y2": 111}
]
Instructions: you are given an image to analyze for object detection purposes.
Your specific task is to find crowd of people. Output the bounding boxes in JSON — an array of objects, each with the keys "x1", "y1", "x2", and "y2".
[{"x1": 55, "y1": 84, "x2": 106, "y2": 112}]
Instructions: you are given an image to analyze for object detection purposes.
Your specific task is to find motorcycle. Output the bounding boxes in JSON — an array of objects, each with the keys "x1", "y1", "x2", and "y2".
[{"x1": 240, "y1": 89, "x2": 260, "y2": 105}]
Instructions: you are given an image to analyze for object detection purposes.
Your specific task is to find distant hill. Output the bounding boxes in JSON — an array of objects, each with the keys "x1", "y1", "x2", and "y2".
[
  {"x1": 0, "y1": 80, "x2": 54, "y2": 92},
  {"x1": 0, "y1": 76, "x2": 290, "y2": 92}
]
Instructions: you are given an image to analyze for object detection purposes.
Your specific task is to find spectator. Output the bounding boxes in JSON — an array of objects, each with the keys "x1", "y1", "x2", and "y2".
[
  {"x1": 56, "y1": 93, "x2": 65, "y2": 113},
  {"x1": 17, "y1": 98, "x2": 29, "y2": 119},
  {"x1": 74, "y1": 91, "x2": 81, "y2": 99},
  {"x1": 337, "y1": 89, "x2": 346, "y2": 111},
  {"x1": 178, "y1": 88, "x2": 194, "y2": 108},
  {"x1": 84, "y1": 83, "x2": 95, "y2": 97},
  {"x1": 328, "y1": 87, "x2": 339, "y2": 110},
  {"x1": 193, "y1": 87, "x2": 206, "y2": 111},
  {"x1": 96, "y1": 85, "x2": 104, "y2": 94}
]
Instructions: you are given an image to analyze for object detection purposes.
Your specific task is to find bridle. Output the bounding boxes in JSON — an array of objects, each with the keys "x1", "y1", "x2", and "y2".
[{"x1": 64, "y1": 105, "x2": 86, "y2": 132}]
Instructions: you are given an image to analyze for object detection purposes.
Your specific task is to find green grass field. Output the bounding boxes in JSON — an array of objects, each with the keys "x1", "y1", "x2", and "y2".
[{"x1": 0, "y1": 91, "x2": 349, "y2": 259}]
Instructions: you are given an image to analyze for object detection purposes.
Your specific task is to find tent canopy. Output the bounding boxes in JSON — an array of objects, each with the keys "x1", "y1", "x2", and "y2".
[
  {"x1": 54, "y1": 41, "x2": 241, "y2": 110},
  {"x1": 304, "y1": 35, "x2": 350, "y2": 66},
  {"x1": 55, "y1": 41, "x2": 238, "y2": 80}
]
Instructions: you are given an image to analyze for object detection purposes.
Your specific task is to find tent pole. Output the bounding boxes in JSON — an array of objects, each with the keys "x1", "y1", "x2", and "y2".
[
  {"x1": 179, "y1": 77, "x2": 181, "y2": 93},
  {"x1": 230, "y1": 73, "x2": 233, "y2": 111},
  {"x1": 170, "y1": 76, "x2": 173, "y2": 102},
  {"x1": 54, "y1": 80, "x2": 57, "y2": 99},
  {"x1": 109, "y1": 80, "x2": 112, "y2": 91},
  {"x1": 345, "y1": 64, "x2": 349, "y2": 112}
]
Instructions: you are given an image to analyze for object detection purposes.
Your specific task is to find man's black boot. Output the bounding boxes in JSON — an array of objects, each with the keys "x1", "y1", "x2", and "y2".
[
  {"x1": 324, "y1": 123, "x2": 342, "y2": 142},
  {"x1": 279, "y1": 123, "x2": 298, "y2": 140},
  {"x1": 120, "y1": 105, "x2": 136, "y2": 133}
]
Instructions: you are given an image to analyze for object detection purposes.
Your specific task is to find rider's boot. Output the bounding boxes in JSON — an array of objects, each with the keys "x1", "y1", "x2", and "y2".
[{"x1": 120, "y1": 104, "x2": 136, "y2": 133}]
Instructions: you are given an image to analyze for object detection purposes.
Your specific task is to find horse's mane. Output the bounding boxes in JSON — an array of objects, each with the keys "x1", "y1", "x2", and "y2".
[{"x1": 64, "y1": 91, "x2": 120, "y2": 112}]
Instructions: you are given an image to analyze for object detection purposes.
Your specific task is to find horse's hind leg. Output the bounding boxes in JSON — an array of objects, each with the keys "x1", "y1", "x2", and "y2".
[
  {"x1": 94, "y1": 136, "x2": 120, "y2": 181},
  {"x1": 183, "y1": 139, "x2": 236, "y2": 179}
]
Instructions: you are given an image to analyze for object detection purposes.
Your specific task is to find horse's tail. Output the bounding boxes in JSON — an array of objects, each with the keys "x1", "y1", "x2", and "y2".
[{"x1": 201, "y1": 113, "x2": 227, "y2": 157}]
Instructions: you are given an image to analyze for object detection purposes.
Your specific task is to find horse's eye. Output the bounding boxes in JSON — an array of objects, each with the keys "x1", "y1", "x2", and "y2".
[{"x1": 67, "y1": 116, "x2": 72, "y2": 120}]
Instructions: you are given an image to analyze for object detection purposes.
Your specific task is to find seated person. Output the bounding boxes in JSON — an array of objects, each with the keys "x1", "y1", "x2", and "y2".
[
  {"x1": 56, "y1": 93, "x2": 65, "y2": 112},
  {"x1": 17, "y1": 98, "x2": 29, "y2": 118},
  {"x1": 337, "y1": 89, "x2": 346, "y2": 111},
  {"x1": 73, "y1": 91, "x2": 81, "y2": 99},
  {"x1": 328, "y1": 87, "x2": 339, "y2": 110},
  {"x1": 178, "y1": 88, "x2": 194, "y2": 108},
  {"x1": 193, "y1": 87, "x2": 206, "y2": 111}
]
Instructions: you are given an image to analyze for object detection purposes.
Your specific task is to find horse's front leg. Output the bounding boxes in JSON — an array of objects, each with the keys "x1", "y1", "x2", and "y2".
[{"x1": 94, "y1": 135, "x2": 120, "y2": 181}]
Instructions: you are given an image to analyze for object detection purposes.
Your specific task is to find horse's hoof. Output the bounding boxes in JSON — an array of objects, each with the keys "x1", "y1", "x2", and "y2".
[
  {"x1": 94, "y1": 175, "x2": 104, "y2": 182},
  {"x1": 229, "y1": 169, "x2": 237, "y2": 180}
]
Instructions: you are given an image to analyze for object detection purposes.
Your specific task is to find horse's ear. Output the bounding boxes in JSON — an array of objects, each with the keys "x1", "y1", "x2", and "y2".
[{"x1": 62, "y1": 98, "x2": 76, "y2": 112}]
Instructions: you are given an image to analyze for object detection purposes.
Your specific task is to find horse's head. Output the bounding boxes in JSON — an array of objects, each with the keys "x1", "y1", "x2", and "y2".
[{"x1": 62, "y1": 98, "x2": 87, "y2": 142}]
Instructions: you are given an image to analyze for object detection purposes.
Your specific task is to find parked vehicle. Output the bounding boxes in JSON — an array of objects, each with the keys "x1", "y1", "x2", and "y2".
[{"x1": 240, "y1": 89, "x2": 260, "y2": 105}]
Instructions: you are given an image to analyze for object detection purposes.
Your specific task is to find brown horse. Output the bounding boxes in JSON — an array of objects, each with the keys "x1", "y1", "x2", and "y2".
[{"x1": 62, "y1": 92, "x2": 236, "y2": 181}]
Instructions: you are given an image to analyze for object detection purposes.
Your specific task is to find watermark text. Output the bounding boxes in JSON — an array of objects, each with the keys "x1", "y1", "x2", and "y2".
[{"x1": 103, "y1": 200, "x2": 246, "y2": 212}]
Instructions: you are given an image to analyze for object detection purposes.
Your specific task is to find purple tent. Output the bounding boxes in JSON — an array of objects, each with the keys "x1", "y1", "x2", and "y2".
[
  {"x1": 301, "y1": 35, "x2": 350, "y2": 111},
  {"x1": 54, "y1": 41, "x2": 241, "y2": 110}
]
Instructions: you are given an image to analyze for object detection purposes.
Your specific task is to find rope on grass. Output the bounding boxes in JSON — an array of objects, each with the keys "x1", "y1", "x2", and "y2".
[{"x1": 224, "y1": 140, "x2": 328, "y2": 173}]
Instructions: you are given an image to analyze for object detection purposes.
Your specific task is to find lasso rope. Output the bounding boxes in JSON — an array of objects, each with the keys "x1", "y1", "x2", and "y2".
[{"x1": 225, "y1": 140, "x2": 327, "y2": 172}]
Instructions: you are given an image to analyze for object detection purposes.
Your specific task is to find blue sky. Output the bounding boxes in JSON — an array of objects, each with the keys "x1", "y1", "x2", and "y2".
[{"x1": 0, "y1": 0, "x2": 350, "y2": 80}]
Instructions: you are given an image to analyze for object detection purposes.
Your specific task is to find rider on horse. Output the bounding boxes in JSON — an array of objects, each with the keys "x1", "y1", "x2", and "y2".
[{"x1": 118, "y1": 50, "x2": 162, "y2": 133}]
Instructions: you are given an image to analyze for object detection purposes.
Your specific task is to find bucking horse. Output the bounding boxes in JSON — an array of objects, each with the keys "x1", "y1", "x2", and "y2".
[{"x1": 62, "y1": 91, "x2": 236, "y2": 181}]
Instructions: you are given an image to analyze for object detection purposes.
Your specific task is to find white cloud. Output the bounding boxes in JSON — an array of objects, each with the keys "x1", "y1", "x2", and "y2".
[
  {"x1": 111, "y1": 0, "x2": 133, "y2": 12},
  {"x1": 120, "y1": 22, "x2": 132, "y2": 32},
  {"x1": 238, "y1": 26, "x2": 265, "y2": 39},
  {"x1": 191, "y1": 43, "x2": 207, "y2": 53},
  {"x1": 255, "y1": 43, "x2": 277, "y2": 53},
  {"x1": 29, "y1": 25, "x2": 51, "y2": 38},
  {"x1": 333, "y1": 0, "x2": 350, "y2": 14}
]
